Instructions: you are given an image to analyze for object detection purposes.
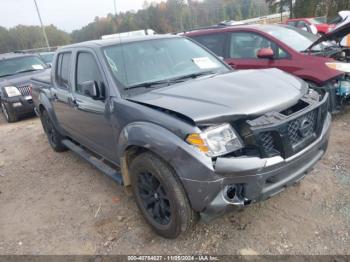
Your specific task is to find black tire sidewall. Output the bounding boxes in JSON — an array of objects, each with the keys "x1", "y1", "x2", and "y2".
[
  {"x1": 41, "y1": 110, "x2": 66, "y2": 152},
  {"x1": 130, "y1": 152, "x2": 193, "y2": 238},
  {"x1": 1, "y1": 102, "x2": 17, "y2": 123}
]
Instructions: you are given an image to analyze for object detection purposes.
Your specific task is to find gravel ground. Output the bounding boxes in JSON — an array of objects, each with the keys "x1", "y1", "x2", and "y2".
[{"x1": 0, "y1": 110, "x2": 349, "y2": 255}]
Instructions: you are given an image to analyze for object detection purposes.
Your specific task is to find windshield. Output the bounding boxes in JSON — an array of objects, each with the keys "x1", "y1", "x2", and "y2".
[
  {"x1": 307, "y1": 18, "x2": 323, "y2": 24},
  {"x1": 103, "y1": 37, "x2": 229, "y2": 91},
  {"x1": 0, "y1": 56, "x2": 47, "y2": 78},
  {"x1": 265, "y1": 26, "x2": 330, "y2": 52},
  {"x1": 40, "y1": 53, "x2": 54, "y2": 64}
]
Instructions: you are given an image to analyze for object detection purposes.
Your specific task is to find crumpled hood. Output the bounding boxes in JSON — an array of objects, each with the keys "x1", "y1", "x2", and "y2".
[
  {"x1": 308, "y1": 19, "x2": 350, "y2": 50},
  {"x1": 0, "y1": 69, "x2": 50, "y2": 88},
  {"x1": 128, "y1": 69, "x2": 308, "y2": 124}
]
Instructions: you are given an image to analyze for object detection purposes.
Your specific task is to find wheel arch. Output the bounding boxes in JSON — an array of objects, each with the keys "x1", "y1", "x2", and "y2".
[{"x1": 117, "y1": 122, "x2": 185, "y2": 187}]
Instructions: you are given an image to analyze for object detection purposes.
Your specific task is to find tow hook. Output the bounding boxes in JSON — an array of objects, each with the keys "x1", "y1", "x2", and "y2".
[{"x1": 224, "y1": 185, "x2": 247, "y2": 207}]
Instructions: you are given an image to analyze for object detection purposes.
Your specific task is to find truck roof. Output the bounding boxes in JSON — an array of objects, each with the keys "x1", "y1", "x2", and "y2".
[{"x1": 59, "y1": 35, "x2": 179, "y2": 51}]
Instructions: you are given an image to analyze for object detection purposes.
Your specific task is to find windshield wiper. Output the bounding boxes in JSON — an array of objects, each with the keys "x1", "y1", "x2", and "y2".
[
  {"x1": 125, "y1": 71, "x2": 216, "y2": 91},
  {"x1": 171, "y1": 71, "x2": 216, "y2": 81},
  {"x1": 15, "y1": 69, "x2": 40, "y2": 74},
  {"x1": 0, "y1": 73, "x2": 17, "y2": 78},
  {"x1": 125, "y1": 80, "x2": 173, "y2": 91}
]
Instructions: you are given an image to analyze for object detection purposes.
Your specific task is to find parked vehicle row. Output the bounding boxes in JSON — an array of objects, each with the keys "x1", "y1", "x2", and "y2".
[
  {"x1": 184, "y1": 22, "x2": 350, "y2": 113},
  {"x1": 2, "y1": 18, "x2": 349, "y2": 239},
  {"x1": 31, "y1": 35, "x2": 331, "y2": 238}
]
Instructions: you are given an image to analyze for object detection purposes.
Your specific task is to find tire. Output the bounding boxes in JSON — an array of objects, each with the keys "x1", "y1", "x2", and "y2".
[
  {"x1": 40, "y1": 110, "x2": 67, "y2": 152},
  {"x1": 129, "y1": 152, "x2": 197, "y2": 238},
  {"x1": 1, "y1": 101, "x2": 17, "y2": 123}
]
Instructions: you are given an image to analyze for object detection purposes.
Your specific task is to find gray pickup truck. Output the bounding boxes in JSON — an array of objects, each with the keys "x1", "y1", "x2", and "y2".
[
  {"x1": 32, "y1": 35, "x2": 331, "y2": 238},
  {"x1": 0, "y1": 53, "x2": 50, "y2": 122}
]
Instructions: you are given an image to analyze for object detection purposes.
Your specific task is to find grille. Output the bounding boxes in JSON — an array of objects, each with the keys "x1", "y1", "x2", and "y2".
[
  {"x1": 288, "y1": 110, "x2": 317, "y2": 145},
  {"x1": 251, "y1": 107, "x2": 325, "y2": 158},
  {"x1": 18, "y1": 85, "x2": 31, "y2": 96},
  {"x1": 258, "y1": 132, "x2": 276, "y2": 154}
]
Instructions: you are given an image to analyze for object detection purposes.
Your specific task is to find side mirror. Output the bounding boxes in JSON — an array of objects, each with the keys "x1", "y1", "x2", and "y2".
[
  {"x1": 81, "y1": 81, "x2": 100, "y2": 99},
  {"x1": 257, "y1": 48, "x2": 274, "y2": 59},
  {"x1": 310, "y1": 25, "x2": 318, "y2": 35}
]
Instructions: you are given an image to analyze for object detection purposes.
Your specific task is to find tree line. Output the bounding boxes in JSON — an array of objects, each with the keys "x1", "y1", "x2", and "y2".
[{"x1": 0, "y1": 0, "x2": 349, "y2": 53}]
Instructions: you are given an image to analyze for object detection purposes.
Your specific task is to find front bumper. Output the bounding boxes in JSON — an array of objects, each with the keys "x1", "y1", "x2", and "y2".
[
  {"x1": 180, "y1": 113, "x2": 331, "y2": 221},
  {"x1": 1, "y1": 96, "x2": 35, "y2": 117}
]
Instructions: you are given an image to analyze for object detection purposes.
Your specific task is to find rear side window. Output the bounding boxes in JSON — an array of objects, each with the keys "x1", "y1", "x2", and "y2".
[
  {"x1": 75, "y1": 52, "x2": 103, "y2": 96},
  {"x1": 56, "y1": 52, "x2": 72, "y2": 89},
  {"x1": 190, "y1": 33, "x2": 226, "y2": 57}
]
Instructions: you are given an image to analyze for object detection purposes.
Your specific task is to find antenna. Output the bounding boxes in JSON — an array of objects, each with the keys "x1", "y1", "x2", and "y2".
[
  {"x1": 33, "y1": 0, "x2": 51, "y2": 51},
  {"x1": 114, "y1": 0, "x2": 117, "y2": 16}
]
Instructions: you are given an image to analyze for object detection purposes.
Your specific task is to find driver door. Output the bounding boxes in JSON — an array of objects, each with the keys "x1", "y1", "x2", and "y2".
[
  {"x1": 67, "y1": 49, "x2": 117, "y2": 161},
  {"x1": 225, "y1": 31, "x2": 291, "y2": 71}
]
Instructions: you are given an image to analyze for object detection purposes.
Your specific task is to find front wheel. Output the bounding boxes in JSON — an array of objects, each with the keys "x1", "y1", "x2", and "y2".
[
  {"x1": 40, "y1": 110, "x2": 67, "y2": 152},
  {"x1": 1, "y1": 102, "x2": 17, "y2": 123},
  {"x1": 130, "y1": 152, "x2": 197, "y2": 238}
]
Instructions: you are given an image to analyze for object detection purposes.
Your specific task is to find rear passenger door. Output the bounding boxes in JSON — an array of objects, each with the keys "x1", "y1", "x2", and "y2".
[
  {"x1": 190, "y1": 33, "x2": 228, "y2": 59},
  {"x1": 51, "y1": 51, "x2": 76, "y2": 132},
  {"x1": 68, "y1": 49, "x2": 116, "y2": 161}
]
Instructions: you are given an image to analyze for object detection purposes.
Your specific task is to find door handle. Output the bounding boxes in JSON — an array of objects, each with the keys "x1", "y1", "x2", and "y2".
[
  {"x1": 228, "y1": 62, "x2": 236, "y2": 69},
  {"x1": 72, "y1": 99, "x2": 79, "y2": 108},
  {"x1": 53, "y1": 93, "x2": 58, "y2": 101}
]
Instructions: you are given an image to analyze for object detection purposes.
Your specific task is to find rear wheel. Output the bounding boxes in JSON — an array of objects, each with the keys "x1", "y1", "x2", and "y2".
[
  {"x1": 130, "y1": 152, "x2": 197, "y2": 238},
  {"x1": 1, "y1": 102, "x2": 17, "y2": 123},
  {"x1": 40, "y1": 110, "x2": 67, "y2": 152}
]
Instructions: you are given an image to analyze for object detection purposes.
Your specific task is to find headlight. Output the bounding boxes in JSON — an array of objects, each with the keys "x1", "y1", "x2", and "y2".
[
  {"x1": 4, "y1": 86, "x2": 21, "y2": 97},
  {"x1": 186, "y1": 123, "x2": 244, "y2": 157},
  {"x1": 326, "y1": 62, "x2": 350, "y2": 73}
]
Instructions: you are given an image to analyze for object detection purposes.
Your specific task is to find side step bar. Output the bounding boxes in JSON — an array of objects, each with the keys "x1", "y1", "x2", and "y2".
[{"x1": 62, "y1": 139, "x2": 123, "y2": 185}]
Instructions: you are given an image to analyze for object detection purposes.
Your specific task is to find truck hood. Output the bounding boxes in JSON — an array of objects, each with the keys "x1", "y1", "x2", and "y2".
[
  {"x1": 308, "y1": 19, "x2": 350, "y2": 50},
  {"x1": 128, "y1": 69, "x2": 308, "y2": 125},
  {"x1": 0, "y1": 69, "x2": 50, "y2": 88}
]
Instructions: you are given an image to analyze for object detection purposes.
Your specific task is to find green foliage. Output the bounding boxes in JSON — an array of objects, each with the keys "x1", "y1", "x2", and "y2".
[
  {"x1": 3, "y1": 0, "x2": 349, "y2": 53},
  {"x1": 266, "y1": 0, "x2": 350, "y2": 19},
  {"x1": 0, "y1": 25, "x2": 71, "y2": 53},
  {"x1": 71, "y1": 0, "x2": 269, "y2": 42}
]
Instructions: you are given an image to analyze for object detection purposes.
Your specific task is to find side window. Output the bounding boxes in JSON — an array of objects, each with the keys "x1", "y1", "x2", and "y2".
[
  {"x1": 296, "y1": 21, "x2": 309, "y2": 31},
  {"x1": 287, "y1": 21, "x2": 297, "y2": 27},
  {"x1": 191, "y1": 33, "x2": 226, "y2": 57},
  {"x1": 75, "y1": 52, "x2": 103, "y2": 96},
  {"x1": 229, "y1": 32, "x2": 288, "y2": 59},
  {"x1": 55, "y1": 52, "x2": 71, "y2": 89}
]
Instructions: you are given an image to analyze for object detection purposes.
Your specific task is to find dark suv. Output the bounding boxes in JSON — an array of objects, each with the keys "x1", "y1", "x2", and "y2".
[
  {"x1": 32, "y1": 35, "x2": 330, "y2": 238},
  {"x1": 0, "y1": 53, "x2": 49, "y2": 122}
]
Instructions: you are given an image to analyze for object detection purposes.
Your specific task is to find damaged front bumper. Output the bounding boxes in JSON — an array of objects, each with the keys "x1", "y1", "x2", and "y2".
[{"x1": 180, "y1": 112, "x2": 331, "y2": 222}]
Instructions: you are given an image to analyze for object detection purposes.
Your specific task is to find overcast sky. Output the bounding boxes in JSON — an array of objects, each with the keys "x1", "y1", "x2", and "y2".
[{"x1": 0, "y1": 0, "x2": 153, "y2": 32}]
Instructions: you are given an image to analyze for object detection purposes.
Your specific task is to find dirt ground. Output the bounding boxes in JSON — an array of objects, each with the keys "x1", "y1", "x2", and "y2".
[{"x1": 0, "y1": 110, "x2": 349, "y2": 256}]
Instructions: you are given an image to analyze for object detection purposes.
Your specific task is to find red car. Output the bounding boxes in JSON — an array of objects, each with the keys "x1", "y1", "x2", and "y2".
[
  {"x1": 285, "y1": 17, "x2": 335, "y2": 35},
  {"x1": 184, "y1": 23, "x2": 350, "y2": 113}
]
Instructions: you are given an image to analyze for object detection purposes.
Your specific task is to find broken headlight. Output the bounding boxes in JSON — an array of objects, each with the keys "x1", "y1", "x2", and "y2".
[{"x1": 187, "y1": 123, "x2": 244, "y2": 157}]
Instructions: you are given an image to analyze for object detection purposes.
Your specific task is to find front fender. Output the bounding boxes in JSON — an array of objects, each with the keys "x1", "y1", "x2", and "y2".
[
  {"x1": 118, "y1": 122, "x2": 186, "y2": 161},
  {"x1": 117, "y1": 121, "x2": 223, "y2": 212},
  {"x1": 117, "y1": 121, "x2": 213, "y2": 178}
]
